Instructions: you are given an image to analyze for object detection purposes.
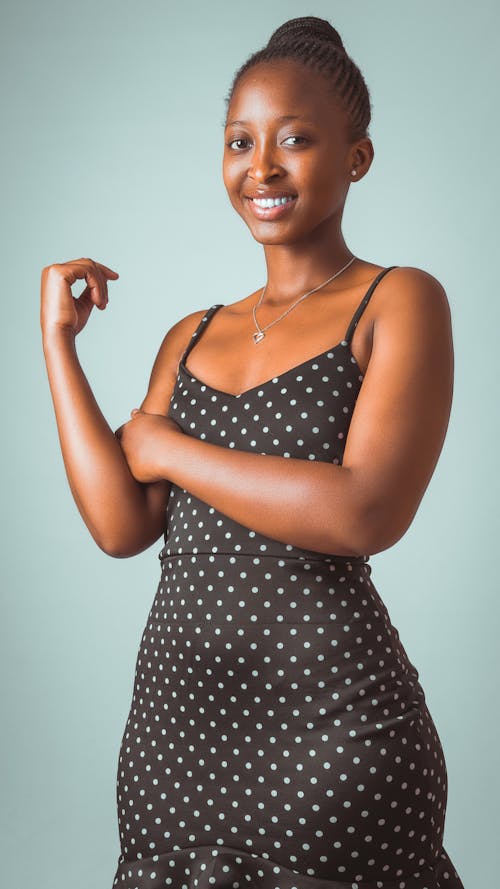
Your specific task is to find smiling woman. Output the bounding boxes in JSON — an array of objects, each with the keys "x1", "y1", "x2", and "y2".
[
  {"x1": 222, "y1": 56, "x2": 368, "y2": 252},
  {"x1": 41, "y1": 13, "x2": 464, "y2": 889}
]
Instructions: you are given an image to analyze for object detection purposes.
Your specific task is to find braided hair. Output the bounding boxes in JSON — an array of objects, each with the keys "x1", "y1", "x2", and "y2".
[{"x1": 224, "y1": 16, "x2": 372, "y2": 144}]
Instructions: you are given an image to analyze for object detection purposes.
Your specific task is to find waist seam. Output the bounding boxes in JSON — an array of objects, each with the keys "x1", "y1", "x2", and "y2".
[{"x1": 159, "y1": 548, "x2": 368, "y2": 565}]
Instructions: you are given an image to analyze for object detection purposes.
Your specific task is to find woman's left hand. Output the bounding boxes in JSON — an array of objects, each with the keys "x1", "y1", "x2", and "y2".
[{"x1": 116, "y1": 409, "x2": 183, "y2": 484}]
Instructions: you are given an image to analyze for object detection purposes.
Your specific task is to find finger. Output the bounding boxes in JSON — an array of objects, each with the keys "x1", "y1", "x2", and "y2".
[
  {"x1": 73, "y1": 258, "x2": 119, "y2": 277},
  {"x1": 95, "y1": 262, "x2": 119, "y2": 279},
  {"x1": 86, "y1": 261, "x2": 107, "y2": 310},
  {"x1": 94, "y1": 263, "x2": 113, "y2": 308},
  {"x1": 86, "y1": 270, "x2": 105, "y2": 310},
  {"x1": 74, "y1": 285, "x2": 96, "y2": 321},
  {"x1": 72, "y1": 260, "x2": 116, "y2": 307},
  {"x1": 101, "y1": 275, "x2": 109, "y2": 309},
  {"x1": 70, "y1": 260, "x2": 103, "y2": 308},
  {"x1": 93, "y1": 263, "x2": 108, "y2": 310}
]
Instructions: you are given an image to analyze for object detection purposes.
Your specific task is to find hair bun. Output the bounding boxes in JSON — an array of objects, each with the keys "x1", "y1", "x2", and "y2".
[{"x1": 267, "y1": 16, "x2": 345, "y2": 52}]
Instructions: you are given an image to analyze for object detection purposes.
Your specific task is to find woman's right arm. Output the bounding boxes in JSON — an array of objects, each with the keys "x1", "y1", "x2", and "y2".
[{"x1": 40, "y1": 258, "x2": 200, "y2": 558}]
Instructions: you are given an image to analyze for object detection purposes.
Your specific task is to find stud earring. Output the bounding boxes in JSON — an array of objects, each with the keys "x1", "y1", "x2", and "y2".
[{"x1": 351, "y1": 169, "x2": 357, "y2": 176}]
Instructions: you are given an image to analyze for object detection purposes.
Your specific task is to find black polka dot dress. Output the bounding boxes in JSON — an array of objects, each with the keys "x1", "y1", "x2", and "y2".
[{"x1": 112, "y1": 267, "x2": 465, "y2": 889}]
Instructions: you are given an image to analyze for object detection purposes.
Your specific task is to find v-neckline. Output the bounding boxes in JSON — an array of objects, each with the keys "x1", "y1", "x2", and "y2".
[{"x1": 179, "y1": 339, "x2": 363, "y2": 400}]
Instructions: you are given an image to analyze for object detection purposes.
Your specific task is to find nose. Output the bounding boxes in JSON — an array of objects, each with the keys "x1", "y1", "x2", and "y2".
[{"x1": 248, "y1": 141, "x2": 283, "y2": 182}]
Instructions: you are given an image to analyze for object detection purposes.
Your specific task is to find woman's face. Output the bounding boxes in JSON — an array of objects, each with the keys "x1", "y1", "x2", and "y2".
[{"x1": 222, "y1": 59, "x2": 368, "y2": 246}]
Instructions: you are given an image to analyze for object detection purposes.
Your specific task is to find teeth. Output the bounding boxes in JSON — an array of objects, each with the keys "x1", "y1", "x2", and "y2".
[{"x1": 252, "y1": 195, "x2": 295, "y2": 208}]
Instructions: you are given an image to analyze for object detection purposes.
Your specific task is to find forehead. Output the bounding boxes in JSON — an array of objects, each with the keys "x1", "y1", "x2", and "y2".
[{"x1": 227, "y1": 59, "x2": 341, "y2": 125}]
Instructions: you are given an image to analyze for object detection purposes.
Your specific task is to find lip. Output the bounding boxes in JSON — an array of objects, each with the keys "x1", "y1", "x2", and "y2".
[
  {"x1": 245, "y1": 195, "x2": 297, "y2": 221},
  {"x1": 244, "y1": 189, "x2": 297, "y2": 199}
]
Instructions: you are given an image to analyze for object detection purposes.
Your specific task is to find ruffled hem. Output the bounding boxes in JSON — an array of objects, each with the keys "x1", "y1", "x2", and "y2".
[{"x1": 112, "y1": 842, "x2": 464, "y2": 888}]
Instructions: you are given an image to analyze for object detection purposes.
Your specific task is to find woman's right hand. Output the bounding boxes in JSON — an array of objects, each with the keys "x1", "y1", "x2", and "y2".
[{"x1": 40, "y1": 257, "x2": 119, "y2": 338}]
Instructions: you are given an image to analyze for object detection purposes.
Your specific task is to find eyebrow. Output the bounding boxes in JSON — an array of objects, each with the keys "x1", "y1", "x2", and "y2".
[{"x1": 225, "y1": 114, "x2": 315, "y2": 128}]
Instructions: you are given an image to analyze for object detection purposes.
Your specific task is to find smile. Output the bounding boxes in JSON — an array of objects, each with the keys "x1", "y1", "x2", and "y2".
[
  {"x1": 251, "y1": 195, "x2": 295, "y2": 208},
  {"x1": 246, "y1": 195, "x2": 297, "y2": 219}
]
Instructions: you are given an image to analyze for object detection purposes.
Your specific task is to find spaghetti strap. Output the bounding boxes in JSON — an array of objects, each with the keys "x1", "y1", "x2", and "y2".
[
  {"x1": 182, "y1": 268, "x2": 400, "y2": 365},
  {"x1": 344, "y1": 265, "x2": 399, "y2": 345},
  {"x1": 180, "y1": 303, "x2": 225, "y2": 365}
]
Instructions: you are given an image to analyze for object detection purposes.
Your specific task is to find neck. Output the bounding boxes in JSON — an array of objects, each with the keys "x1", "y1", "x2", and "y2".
[{"x1": 260, "y1": 231, "x2": 355, "y2": 307}]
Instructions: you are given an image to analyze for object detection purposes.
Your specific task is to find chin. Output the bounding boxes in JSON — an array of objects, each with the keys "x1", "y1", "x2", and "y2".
[{"x1": 245, "y1": 223, "x2": 304, "y2": 246}]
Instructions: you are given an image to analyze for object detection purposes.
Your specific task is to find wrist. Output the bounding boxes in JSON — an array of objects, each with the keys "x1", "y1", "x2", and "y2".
[
  {"x1": 42, "y1": 324, "x2": 76, "y2": 352},
  {"x1": 155, "y1": 422, "x2": 184, "y2": 481}
]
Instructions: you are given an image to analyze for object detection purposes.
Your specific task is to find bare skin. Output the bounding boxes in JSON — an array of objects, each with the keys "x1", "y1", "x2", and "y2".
[
  {"x1": 40, "y1": 259, "x2": 172, "y2": 556},
  {"x1": 41, "y1": 59, "x2": 454, "y2": 559}
]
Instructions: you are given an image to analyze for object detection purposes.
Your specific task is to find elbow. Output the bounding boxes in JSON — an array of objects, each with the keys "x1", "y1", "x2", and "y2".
[
  {"x1": 99, "y1": 544, "x2": 135, "y2": 559},
  {"x1": 93, "y1": 533, "x2": 140, "y2": 559},
  {"x1": 347, "y1": 499, "x2": 414, "y2": 557},
  {"x1": 93, "y1": 527, "x2": 162, "y2": 559},
  {"x1": 319, "y1": 467, "x2": 418, "y2": 557}
]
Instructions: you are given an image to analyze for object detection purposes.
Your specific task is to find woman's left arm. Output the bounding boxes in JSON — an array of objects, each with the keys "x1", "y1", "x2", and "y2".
[{"x1": 119, "y1": 268, "x2": 454, "y2": 557}]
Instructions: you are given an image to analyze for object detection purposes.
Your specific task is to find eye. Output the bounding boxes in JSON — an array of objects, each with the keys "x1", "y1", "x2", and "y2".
[
  {"x1": 282, "y1": 135, "x2": 308, "y2": 146},
  {"x1": 225, "y1": 134, "x2": 310, "y2": 151},
  {"x1": 226, "y1": 138, "x2": 250, "y2": 151}
]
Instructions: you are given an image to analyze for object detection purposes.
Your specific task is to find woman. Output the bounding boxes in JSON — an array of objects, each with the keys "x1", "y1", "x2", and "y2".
[{"x1": 40, "y1": 15, "x2": 465, "y2": 889}]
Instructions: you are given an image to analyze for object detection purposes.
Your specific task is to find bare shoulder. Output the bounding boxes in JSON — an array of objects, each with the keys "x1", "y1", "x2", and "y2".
[
  {"x1": 375, "y1": 265, "x2": 452, "y2": 331},
  {"x1": 140, "y1": 306, "x2": 212, "y2": 414},
  {"x1": 361, "y1": 264, "x2": 453, "y2": 378}
]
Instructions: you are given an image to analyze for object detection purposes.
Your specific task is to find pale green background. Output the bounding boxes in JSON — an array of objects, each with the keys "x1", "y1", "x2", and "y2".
[{"x1": 1, "y1": 0, "x2": 497, "y2": 886}]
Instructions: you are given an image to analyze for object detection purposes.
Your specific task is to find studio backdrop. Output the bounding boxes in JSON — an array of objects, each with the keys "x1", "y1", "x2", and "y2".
[{"x1": 1, "y1": 1, "x2": 498, "y2": 887}]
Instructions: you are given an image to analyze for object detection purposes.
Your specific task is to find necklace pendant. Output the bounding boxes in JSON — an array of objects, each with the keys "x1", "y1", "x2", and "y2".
[{"x1": 253, "y1": 330, "x2": 265, "y2": 344}]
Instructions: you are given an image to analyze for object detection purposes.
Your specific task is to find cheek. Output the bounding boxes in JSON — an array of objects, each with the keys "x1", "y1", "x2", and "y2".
[
  {"x1": 223, "y1": 167, "x2": 248, "y2": 214},
  {"x1": 302, "y1": 160, "x2": 346, "y2": 214},
  {"x1": 299, "y1": 154, "x2": 336, "y2": 189},
  {"x1": 222, "y1": 155, "x2": 238, "y2": 191},
  {"x1": 222, "y1": 150, "x2": 251, "y2": 188}
]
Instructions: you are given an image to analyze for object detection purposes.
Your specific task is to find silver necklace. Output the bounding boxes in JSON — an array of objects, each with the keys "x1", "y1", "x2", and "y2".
[{"x1": 252, "y1": 255, "x2": 357, "y2": 344}]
